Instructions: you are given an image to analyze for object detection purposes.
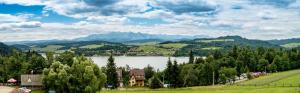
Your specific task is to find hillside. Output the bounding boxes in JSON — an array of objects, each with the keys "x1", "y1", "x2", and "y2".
[
  {"x1": 172, "y1": 36, "x2": 280, "y2": 56},
  {"x1": 0, "y1": 42, "x2": 14, "y2": 56},
  {"x1": 11, "y1": 36, "x2": 282, "y2": 56},
  {"x1": 268, "y1": 38, "x2": 300, "y2": 48}
]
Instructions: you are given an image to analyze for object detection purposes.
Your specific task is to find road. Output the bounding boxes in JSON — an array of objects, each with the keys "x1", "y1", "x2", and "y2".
[{"x1": 0, "y1": 86, "x2": 15, "y2": 93}]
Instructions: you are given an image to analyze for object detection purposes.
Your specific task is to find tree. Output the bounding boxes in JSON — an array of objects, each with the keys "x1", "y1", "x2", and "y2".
[
  {"x1": 171, "y1": 60, "x2": 182, "y2": 88},
  {"x1": 188, "y1": 50, "x2": 194, "y2": 64},
  {"x1": 195, "y1": 57, "x2": 205, "y2": 64},
  {"x1": 26, "y1": 51, "x2": 46, "y2": 74},
  {"x1": 181, "y1": 64, "x2": 198, "y2": 87},
  {"x1": 46, "y1": 52, "x2": 54, "y2": 67},
  {"x1": 218, "y1": 67, "x2": 237, "y2": 84},
  {"x1": 105, "y1": 52, "x2": 118, "y2": 89},
  {"x1": 121, "y1": 65, "x2": 130, "y2": 87},
  {"x1": 268, "y1": 63, "x2": 277, "y2": 73},
  {"x1": 42, "y1": 56, "x2": 106, "y2": 93},
  {"x1": 164, "y1": 57, "x2": 173, "y2": 84},
  {"x1": 257, "y1": 59, "x2": 268, "y2": 72},
  {"x1": 273, "y1": 55, "x2": 283, "y2": 71},
  {"x1": 55, "y1": 51, "x2": 75, "y2": 66},
  {"x1": 144, "y1": 65, "x2": 155, "y2": 83},
  {"x1": 149, "y1": 75, "x2": 163, "y2": 89}
]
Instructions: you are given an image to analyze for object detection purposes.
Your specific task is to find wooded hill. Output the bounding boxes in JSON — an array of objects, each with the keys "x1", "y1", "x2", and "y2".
[{"x1": 6, "y1": 36, "x2": 298, "y2": 56}]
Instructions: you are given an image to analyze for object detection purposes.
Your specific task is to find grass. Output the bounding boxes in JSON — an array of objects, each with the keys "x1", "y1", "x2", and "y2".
[
  {"x1": 160, "y1": 43, "x2": 187, "y2": 49},
  {"x1": 197, "y1": 39, "x2": 235, "y2": 43},
  {"x1": 32, "y1": 45, "x2": 65, "y2": 52},
  {"x1": 100, "y1": 86, "x2": 299, "y2": 93},
  {"x1": 136, "y1": 45, "x2": 174, "y2": 56},
  {"x1": 239, "y1": 69, "x2": 300, "y2": 86},
  {"x1": 202, "y1": 47, "x2": 222, "y2": 50},
  {"x1": 281, "y1": 43, "x2": 300, "y2": 48},
  {"x1": 79, "y1": 44, "x2": 104, "y2": 49}
]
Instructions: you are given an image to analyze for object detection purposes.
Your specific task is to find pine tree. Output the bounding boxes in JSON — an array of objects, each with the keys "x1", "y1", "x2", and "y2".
[
  {"x1": 188, "y1": 50, "x2": 194, "y2": 64},
  {"x1": 165, "y1": 57, "x2": 173, "y2": 85},
  {"x1": 106, "y1": 52, "x2": 119, "y2": 89},
  {"x1": 172, "y1": 60, "x2": 182, "y2": 88}
]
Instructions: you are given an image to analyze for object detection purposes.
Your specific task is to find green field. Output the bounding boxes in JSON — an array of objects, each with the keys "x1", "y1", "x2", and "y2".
[
  {"x1": 79, "y1": 44, "x2": 104, "y2": 49},
  {"x1": 202, "y1": 47, "x2": 222, "y2": 50},
  {"x1": 281, "y1": 43, "x2": 300, "y2": 48},
  {"x1": 160, "y1": 43, "x2": 188, "y2": 49},
  {"x1": 32, "y1": 45, "x2": 65, "y2": 52},
  {"x1": 239, "y1": 69, "x2": 300, "y2": 86},
  {"x1": 197, "y1": 39, "x2": 235, "y2": 43}
]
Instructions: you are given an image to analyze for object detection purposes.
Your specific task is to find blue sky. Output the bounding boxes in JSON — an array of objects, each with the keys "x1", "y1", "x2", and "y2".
[{"x1": 0, "y1": 0, "x2": 300, "y2": 41}]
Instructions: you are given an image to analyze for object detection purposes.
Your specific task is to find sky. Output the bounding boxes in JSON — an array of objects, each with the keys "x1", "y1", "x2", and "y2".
[{"x1": 0, "y1": 0, "x2": 300, "y2": 42}]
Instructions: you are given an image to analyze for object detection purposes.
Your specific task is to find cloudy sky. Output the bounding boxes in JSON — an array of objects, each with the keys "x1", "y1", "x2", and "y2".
[{"x1": 0, "y1": 0, "x2": 300, "y2": 42}]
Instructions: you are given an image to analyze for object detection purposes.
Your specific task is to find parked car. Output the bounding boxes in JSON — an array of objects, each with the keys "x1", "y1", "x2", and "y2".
[{"x1": 17, "y1": 87, "x2": 31, "y2": 93}]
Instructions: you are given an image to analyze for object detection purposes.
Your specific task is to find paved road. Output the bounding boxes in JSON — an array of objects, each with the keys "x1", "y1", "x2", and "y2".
[{"x1": 0, "y1": 86, "x2": 15, "y2": 93}]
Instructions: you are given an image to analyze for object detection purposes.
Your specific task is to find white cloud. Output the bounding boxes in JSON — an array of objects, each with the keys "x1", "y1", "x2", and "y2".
[
  {"x1": 0, "y1": 0, "x2": 300, "y2": 41},
  {"x1": 0, "y1": 0, "x2": 43, "y2": 6},
  {"x1": 0, "y1": 14, "x2": 25, "y2": 23}
]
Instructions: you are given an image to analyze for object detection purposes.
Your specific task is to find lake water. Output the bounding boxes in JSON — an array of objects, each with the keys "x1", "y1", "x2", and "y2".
[{"x1": 90, "y1": 56, "x2": 189, "y2": 70}]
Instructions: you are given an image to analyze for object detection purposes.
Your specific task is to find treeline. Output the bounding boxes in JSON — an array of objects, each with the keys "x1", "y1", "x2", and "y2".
[
  {"x1": 159, "y1": 46, "x2": 300, "y2": 87},
  {"x1": 0, "y1": 50, "x2": 47, "y2": 83},
  {"x1": 130, "y1": 46, "x2": 300, "y2": 88}
]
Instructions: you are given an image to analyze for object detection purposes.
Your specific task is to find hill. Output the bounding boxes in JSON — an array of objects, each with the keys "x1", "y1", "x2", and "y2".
[
  {"x1": 13, "y1": 36, "x2": 282, "y2": 56},
  {"x1": 0, "y1": 42, "x2": 14, "y2": 56},
  {"x1": 172, "y1": 36, "x2": 280, "y2": 56},
  {"x1": 268, "y1": 38, "x2": 300, "y2": 48}
]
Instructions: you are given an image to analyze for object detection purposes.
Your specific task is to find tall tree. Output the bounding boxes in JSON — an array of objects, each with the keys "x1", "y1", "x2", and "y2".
[
  {"x1": 106, "y1": 52, "x2": 119, "y2": 89},
  {"x1": 164, "y1": 57, "x2": 173, "y2": 84},
  {"x1": 144, "y1": 64, "x2": 155, "y2": 83},
  {"x1": 188, "y1": 50, "x2": 194, "y2": 64},
  {"x1": 171, "y1": 60, "x2": 182, "y2": 88}
]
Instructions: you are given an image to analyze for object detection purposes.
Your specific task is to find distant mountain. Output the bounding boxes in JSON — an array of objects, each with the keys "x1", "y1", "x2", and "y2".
[
  {"x1": 5, "y1": 32, "x2": 209, "y2": 45},
  {"x1": 74, "y1": 32, "x2": 209, "y2": 43}
]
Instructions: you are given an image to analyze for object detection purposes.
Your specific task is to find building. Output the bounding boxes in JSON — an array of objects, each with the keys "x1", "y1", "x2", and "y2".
[
  {"x1": 116, "y1": 69, "x2": 124, "y2": 88},
  {"x1": 21, "y1": 75, "x2": 42, "y2": 87},
  {"x1": 129, "y1": 69, "x2": 145, "y2": 87}
]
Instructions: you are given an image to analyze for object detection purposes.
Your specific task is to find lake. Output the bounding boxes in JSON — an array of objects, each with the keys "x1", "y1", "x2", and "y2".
[{"x1": 90, "y1": 56, "x2": 189, "y2": 70}]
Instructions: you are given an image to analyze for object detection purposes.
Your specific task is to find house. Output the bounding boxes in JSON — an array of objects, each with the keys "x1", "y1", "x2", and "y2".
[
  {"x1": 129, "y1": 69, "x2": 145, "y2": 87},
  {"x1": 116, "y1": 69, "x2": 123, "y2": 88},
  {"x1": 21, "y1": 75, "x2": 42, "y2": 87}
]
